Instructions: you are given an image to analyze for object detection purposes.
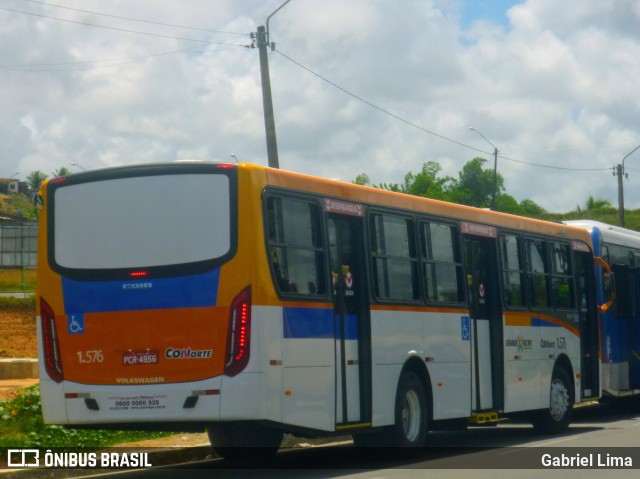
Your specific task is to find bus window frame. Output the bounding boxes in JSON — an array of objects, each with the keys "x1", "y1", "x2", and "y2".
[
  {"x1": 367, "y1": 208, "x2": 421, "y2": 306},
  {"x1": 46, "y1": 163, "x2": 239, "y2": 281},
  {"x1": 418, "y1": 218, "x2": 466, "y2": 307},
  {"x1": 262, "y1": 189, "x2": 332, "y2": 303},
  {"x1": 549, "y1": 240, "x2": 578, "y2": 311},
  {"x1": 497, "y1": 232, "x2": 529, "y2": 311}
]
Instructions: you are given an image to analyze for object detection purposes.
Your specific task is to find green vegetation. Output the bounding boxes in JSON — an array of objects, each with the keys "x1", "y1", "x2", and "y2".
[
  {"x1": 0, "y1": 295, "x2": 35, "y2": 311},
  {"x1": 0, "y1": 385, "x2": 170, "y2": 447},
  {"x1": 0, "y1": 193, "x2": 37, "y2": 220},
  {"x1": 355, "y1": 159, "x2": 640, "y2": 231},
  {"x1": 0, "y1": 269, "x2": 37, "y2": 293}
]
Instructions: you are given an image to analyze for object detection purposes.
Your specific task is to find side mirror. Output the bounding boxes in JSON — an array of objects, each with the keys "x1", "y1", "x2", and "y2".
[
  {"x1": 604, "y1": 271, "x2": 616, "y2": 300},
  {"x1": 595, "y1": 257, "x2": 615, "y2": 314}
]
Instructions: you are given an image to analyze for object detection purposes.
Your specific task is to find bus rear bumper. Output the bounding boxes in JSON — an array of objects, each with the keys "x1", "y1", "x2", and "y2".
[{"x1": 41, "y1": 373, "x2": 269, "y2": 425}]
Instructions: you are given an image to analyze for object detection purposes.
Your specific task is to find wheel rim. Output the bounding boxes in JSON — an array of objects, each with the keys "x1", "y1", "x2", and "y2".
[
  {"x1": 549, "y1": 378, "x2": 569, "y2": 422},
  {"x1": 401, "y1": 389, "x2": 421, "y2": 442}
]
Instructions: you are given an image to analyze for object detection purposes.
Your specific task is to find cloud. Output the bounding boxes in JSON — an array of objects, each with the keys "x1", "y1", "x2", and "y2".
[{"x1": 1, "y1": 0, "x2": 639, "y2": 211}]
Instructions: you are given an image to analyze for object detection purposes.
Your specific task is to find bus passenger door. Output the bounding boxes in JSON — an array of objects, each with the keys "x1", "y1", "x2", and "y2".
[
  {"x1": 606, "y1": 264, "x2": 640, "y2": 391},
  {"x1": 328, "y1": 216, "x2": 371, "y2": 426},
  {"x1": 624, "y1": 267, "x2": 640, "y2": 389},
  {"x1": 463, "y1": 233, "x2": 504, "y2": 412},
  {"x1": 575, "y1": 251, "x2": 600, "y2": 398}
]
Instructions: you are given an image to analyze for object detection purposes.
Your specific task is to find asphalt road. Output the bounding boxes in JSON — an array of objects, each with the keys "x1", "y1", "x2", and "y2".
[{"x1": 5, "y1": 401, "x2": 640, "y2": 479}]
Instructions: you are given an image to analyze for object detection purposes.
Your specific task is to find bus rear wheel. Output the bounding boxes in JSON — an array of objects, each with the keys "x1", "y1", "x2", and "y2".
[
  {"x1": 207, "y1": 421, "x2": 283, "y2": 462},
  {"x1": 531, "y1": 366, "x2": 573, "y2": 434}
]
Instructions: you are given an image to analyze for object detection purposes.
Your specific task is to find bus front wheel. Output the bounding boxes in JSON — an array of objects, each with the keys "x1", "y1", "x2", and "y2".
[
  {"x1": 392, "y1": 371, "x2": 429, "y2": 448},
  {"x1": 208, "y1": 421, "x2": 283, "y2": 462},
  {"x1": 353, "y1": 371, "x2": 428, "y2": 449},
  {"x1": 531, "y1": 366, "x2": 574, "y2": 434}
]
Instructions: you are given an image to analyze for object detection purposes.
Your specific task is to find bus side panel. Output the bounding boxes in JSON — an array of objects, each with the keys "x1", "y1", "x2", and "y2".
[
  {"x1": 37, "y1": 320, "x2": 68, "y2": 424},
  {"x1": 503, "y1": 313, "x2": 581, "y2": 412},
  {"x1": 280, "y1": 306, "x2": 336, "y2": 432},
  {"x1": 370, "y1": 309, "x2": 471, "y2": 424},
  {"x1": 219, "y1": 305, "x2": 283, "y2": 423}
]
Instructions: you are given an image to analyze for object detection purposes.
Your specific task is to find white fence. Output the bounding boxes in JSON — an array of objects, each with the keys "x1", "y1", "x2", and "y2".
[{"x1": 0, "y1": 223, "x2": 37, "y2": 268}]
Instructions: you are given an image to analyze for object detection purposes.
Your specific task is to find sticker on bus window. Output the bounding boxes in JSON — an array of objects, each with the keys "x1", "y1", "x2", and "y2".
[
  {"x1": 461, "y1": 316, "x2": 470, "y2": 341},
  {"x1": 345, "y1": 271, "x2": 353, "y2": 289},
  {"x1": 68, "y1": 314, "x2": 84, "y2": 335}
]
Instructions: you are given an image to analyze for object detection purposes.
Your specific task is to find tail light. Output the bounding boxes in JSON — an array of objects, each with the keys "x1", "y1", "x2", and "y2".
[
  {"x1": 40, "y1": 298, "x2": 64, "y2": 383},
  {"x1": 224, "y1": 286, "x2": 251, "y2": 377}
]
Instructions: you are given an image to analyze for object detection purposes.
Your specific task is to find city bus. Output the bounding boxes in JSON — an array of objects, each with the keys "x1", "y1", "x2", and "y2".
[
  {"x1": 564, "y1": 220, "x2": 640, "y2": 400},
  {"x1": 36, "y1": 161, "x2": 609, "y2": 457}
]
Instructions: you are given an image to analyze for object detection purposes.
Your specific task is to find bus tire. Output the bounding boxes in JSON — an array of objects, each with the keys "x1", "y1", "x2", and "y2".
[
  {"x1": 391, "y1": 371, "x2": 429, "y2": 448},
  {"x1": 531, "y1": 366, "x2": 573, "y2": 434},
  {"x1": 208, "y1": 421, "x2": 283, "y2": 462}
]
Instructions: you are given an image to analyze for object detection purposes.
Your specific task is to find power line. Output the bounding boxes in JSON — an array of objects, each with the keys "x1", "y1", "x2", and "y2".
[
  {"x1": 273, "y1": 49, "x2": 487, "y2": 156},
  {"x1": 20, "y1": 0, "x2": 246, "y2": 36},
  {"x1": 0, "y1": 6, "x2": 250, "y2": 46},
  {"x1": 275, "y1": 48, "x2": 611, "y2": 172},
  {"x1": 0, "y1": 45, "x2": 212, "y2": 72}
]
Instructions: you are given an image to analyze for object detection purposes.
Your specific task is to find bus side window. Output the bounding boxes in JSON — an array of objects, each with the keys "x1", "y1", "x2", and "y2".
[
  {"x1": 369, "y1": 213, "x2": 419, "y2": 302},
  {"x1": 526, "y1": 239, "x2": 550, "y2": 308},
  {"x1": 266, "y1": 196, "x2": 326, "y2": 297},
  {"x1": 500, "y1": 234, "x2": 525, "y2": 308},
  {"x1": 550, "y1": 242, "x2": 575, "y2": 309},
  {"x1": 421, "y1": 222, "x2": 464, "y2": 304}
]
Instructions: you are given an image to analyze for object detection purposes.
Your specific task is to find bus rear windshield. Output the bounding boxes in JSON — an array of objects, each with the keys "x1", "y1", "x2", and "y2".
[{"x1": 50, "y1": 170, "x2": 235, "y2": 279}]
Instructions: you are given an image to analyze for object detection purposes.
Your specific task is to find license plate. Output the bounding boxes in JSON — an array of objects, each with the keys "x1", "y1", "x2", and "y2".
[{"x1": 123, "y1": 350, "x2": 159, "y2": 366}]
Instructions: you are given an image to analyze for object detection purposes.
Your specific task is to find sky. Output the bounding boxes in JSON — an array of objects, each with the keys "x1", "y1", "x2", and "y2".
[{"x1": 1, "y1": 0, "x2": 639, "y2": 213}]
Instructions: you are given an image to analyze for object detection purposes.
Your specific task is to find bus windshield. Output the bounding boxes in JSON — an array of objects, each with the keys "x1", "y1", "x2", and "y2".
[{"x1": 52, "y1": 172, "x2": 231, "y2": 271}]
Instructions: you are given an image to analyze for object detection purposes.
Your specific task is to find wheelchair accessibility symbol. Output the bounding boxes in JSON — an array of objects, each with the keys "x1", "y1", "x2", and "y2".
[
  {"x1": 68, "y1": 314, "x2": 85, "y2": 335},
  {"x1": 461, "y1": 316, "x2": 470, "y2": 341}
]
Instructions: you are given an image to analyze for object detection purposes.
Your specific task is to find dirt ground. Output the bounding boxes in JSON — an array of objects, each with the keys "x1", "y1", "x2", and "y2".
[
  {"x1": 0, "y1": 309, "x2": 37, "y2": 358},
  {"x1": 0, "y1": 307, "x2": 38, "y2": 400}
]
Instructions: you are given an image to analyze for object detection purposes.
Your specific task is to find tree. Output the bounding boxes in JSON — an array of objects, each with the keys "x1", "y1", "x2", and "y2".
[
  {"x1": 578, "y1": 196, "x2": 613, "y2": 212},
  {"x1": 27, "y1": 170, "x2": 48, "y2": 191},
  {"x1": 495, "y1": 194, "x2": 522, "y2": 215},
  {"x1": 352, "y1": 158, "x2": 551, "y2": 217},
  {"x1": 53, "y1": 167, "x2": 71, "y2": 178},
  {"x1": 519, "y1": 199, "x2": 546, "y2": 217},
  {"x1": 401, "y1": 161, "x2": 451, "y2": 201},
  {"x1": 353, "y1": 173, "x2": 370, "y2": 186},
  {"x1": 447, "y1": 158, "x2": 504, "y2": 208}
]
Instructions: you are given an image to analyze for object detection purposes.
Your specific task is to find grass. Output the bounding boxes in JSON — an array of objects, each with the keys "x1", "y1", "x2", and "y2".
[
  {"x1": 0, "y1": 268, "x2": 36, "y2": 292},
  {"x1": 0, "y1": 385, "x2": 170, "y2": 448},
  {"x1": 0, "y1": 295, "x2": 35, "y2": 311}
]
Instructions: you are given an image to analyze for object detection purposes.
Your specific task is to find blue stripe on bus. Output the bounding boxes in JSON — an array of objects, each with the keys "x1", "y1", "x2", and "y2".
[
  {"x1": 283, "y1": 307, "x2": 359, "y2": 340},
  {"x1": 61, "y1": 269, "x2": 220, "y2": 314},
  {"x1": 531, "y1": 317, "x2": 561, "y2": 328}
]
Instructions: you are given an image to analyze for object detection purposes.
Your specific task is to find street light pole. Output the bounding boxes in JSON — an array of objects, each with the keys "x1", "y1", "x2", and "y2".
[
  {"x1": 616, "y1": 143, "x2": 640, "y2": 228},
  {"x1": 469, "y1": 127, "x2": 499, "y2": 210}
]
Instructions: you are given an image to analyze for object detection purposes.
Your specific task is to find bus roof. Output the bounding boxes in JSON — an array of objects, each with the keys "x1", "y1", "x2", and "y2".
[
  {"x1": 564, "y1": 220, "x2": 640, "y2": 249},
  {"x1": 260, "y1": 165, "x2": 592, "y2": 245}
]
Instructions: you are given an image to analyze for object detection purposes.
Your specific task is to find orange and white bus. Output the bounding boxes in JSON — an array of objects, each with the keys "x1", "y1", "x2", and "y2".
[{"x1": 36, "y1": 161, "x2": 606, "y2": 457}]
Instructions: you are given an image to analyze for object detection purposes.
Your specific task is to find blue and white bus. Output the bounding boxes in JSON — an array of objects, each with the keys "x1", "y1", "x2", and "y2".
[{"x1": 565, "y1": 220, "x2": 640, "y2": 398}]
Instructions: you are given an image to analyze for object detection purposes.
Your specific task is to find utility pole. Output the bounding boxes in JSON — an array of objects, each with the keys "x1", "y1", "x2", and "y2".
[
  {"x1": 256, "y1": 25, "x2": 279, "y2": 169},
  {"x1": 616, "y1": 163, "x2": 625, "y2": 227},
  {"x1": 254, "y1": 0, "x2": 292, "y2": 170},
  {"x1": 469, "y1": 127, "x2": 499, "y2": 210},
  {"x1": 616, "y1": 143, "x2": 640, "y2": 228}
]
